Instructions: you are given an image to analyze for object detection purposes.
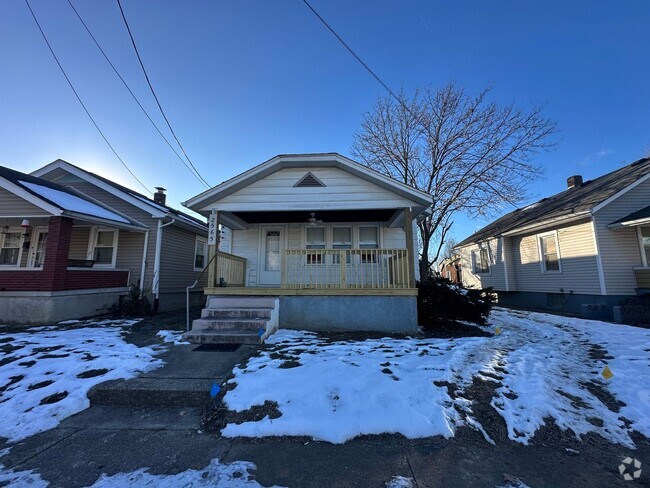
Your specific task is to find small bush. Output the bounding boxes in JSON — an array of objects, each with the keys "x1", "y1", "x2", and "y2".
[
  {"x1": 417, "y1": 277, "x2": 494, "y2": 327},
  {"x1": 110, "y1": 284, "x2": 151, "y2": 317}
]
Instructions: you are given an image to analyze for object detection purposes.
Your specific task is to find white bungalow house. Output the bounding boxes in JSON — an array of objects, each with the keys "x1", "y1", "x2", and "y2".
[{"x1": 181, "y1": 153, "x2": 432, "y2": 343}]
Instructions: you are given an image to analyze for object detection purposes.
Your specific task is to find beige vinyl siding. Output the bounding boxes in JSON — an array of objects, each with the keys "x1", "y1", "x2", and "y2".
[
  {"x1": 0, "y1": 187, "x2": 50, "y2": 215},
  {"x1": 511, "y1": 219, "x2": 600, "y2": 294},
  {"x1": 592, "y1": 177, "x2": 650, "y2": 295},
  {"x1": 116, "y1": 231, "x2": 146, "y2": 286},
  {"x1": 68, "y1": 226, "x2": 91, "y2": 260},
  {"x1": 460, "y1": 238, "x2": 506, "y2": 290},
  {"x1": 39, "y1": 170, "x2": 159, "y2": 292},
  {"x1": 207, "y1": 167, "x2": 420, "y2": 211},
  {"x1": 38, "y1": 168, "x2": 207, "y2": 296},
  {"x1": 159, "y1": 225, "x2": 207, "y2": 293}
]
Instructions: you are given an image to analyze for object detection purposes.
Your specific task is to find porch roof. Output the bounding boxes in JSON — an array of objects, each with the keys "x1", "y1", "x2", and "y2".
[
  {"x1": 608, "y1": 204, "x2": 650, "y2": 229},
  {"x1": 0, "y1": 166, "x2": 147, "y2": 231}
]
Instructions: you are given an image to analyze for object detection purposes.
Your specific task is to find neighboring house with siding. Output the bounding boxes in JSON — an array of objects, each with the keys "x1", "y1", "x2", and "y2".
[
  {"x1": 455, "y1": 156, "x2": 650, "y2": 320},
  {"x1": 181, "y1": 153, "x2": 431, "y2": 343},
  {"x1": 0, "y1": 160, "x2": 208, "y2": 324}
]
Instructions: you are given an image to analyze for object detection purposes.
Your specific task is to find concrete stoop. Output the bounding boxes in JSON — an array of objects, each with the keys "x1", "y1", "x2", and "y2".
[
  {"x1": 88, "y1": 378, "x2": 213, "y2": 407},
  {"x1": 182, "y1": 296, "x2": 280, "y2": 345}
]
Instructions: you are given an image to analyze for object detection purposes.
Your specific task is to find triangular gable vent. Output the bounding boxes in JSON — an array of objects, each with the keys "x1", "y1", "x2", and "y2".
[{"x1": 294, "y1": 172, "x2": 325, "y2": 188}]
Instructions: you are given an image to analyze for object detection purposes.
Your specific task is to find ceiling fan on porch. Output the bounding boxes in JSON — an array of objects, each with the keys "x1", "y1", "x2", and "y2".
[{"x1": 307, "y1": 212, "x2": 323, "y2": 227}]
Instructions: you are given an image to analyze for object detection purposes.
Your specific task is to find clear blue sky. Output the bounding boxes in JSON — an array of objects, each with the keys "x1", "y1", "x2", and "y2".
[{"x1": 1, "y1": 0, "x2": 648, "y2": 241}]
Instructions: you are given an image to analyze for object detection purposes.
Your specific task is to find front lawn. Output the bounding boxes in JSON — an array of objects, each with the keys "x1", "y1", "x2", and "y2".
[
  {"x1": 221, "y1": 308, "x2": 650, "y2": 447},
  {"x1": 0, "y1": 319, "x2": 163, "y2": 442}
]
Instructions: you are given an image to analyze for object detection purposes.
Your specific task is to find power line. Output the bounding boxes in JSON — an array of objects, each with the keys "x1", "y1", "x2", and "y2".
[
  {"x1": 301, "y1": 0, "x2": 402, "y2": 106},
  {"x1": 24, "y1": 0, "x2": 152, "y2": 195},
  {"x1": 116, "y1": 0, "x2": 211, "y2": 188},
  {"x1": 66, "y1": 0, "x2": 210, "y2": 189}
]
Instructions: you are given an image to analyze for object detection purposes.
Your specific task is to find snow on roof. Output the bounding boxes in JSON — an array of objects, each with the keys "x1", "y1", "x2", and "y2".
[{"x1": 20, "y1": 181, "x2": 130, "y2": 224}]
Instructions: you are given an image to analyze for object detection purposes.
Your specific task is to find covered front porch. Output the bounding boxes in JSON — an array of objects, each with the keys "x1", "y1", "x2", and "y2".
[{"x1": 205, "y1": 208, "x2": 419, "y2": 296}]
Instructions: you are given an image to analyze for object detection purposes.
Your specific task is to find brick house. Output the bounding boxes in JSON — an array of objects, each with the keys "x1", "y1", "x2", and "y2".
[{"x1": 0, "y1": 162, "x2": 207, "y2": 323}]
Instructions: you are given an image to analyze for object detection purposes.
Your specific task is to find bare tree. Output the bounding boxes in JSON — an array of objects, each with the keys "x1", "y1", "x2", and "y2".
[
  {"x1": 442, "y1": 237, "x2": 458, "y2": 260},
  {"x1": 352, "y1": 82, "x2": 558, "y2": 280}
]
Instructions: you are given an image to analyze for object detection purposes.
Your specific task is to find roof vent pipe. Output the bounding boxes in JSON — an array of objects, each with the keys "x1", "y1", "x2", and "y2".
[
  {"x1": 567, "y1": 175, "x2": 583, "y2": 189},
  {"x1": 154, "y1": 187, "x2": 167, "y2": 206}
]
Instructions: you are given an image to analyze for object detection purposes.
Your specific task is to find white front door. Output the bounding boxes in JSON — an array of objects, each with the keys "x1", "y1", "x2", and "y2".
[
  {"x1": 259, "y1": 226, "x2": 284, "y2": 285},
  {"x1": 28, "y1": 228, "x2": 48, "y2": 268}
]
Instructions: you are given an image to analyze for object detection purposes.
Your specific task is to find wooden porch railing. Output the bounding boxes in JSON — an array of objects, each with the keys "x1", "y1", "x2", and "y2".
[
  {"x1": 282, "y1": 249, "x2": 412, "y2": 289},
  {"x1": 214, "y1": 251, "x2": 247, "y2": 287}
]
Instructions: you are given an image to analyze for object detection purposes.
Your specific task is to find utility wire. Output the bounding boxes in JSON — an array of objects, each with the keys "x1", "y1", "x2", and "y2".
[
  {"x1": 116, "y1": 0, "x2": 211, "y2": 188},
  {"x1": 66, "y1": 0, "x2": 210, "y2": 189},
  {"x1": 24, "y1": 0, "x2": 152, "y2": 195},
  {"x1": 301, "y1": 0, "x2": 403, "y2": 111}
]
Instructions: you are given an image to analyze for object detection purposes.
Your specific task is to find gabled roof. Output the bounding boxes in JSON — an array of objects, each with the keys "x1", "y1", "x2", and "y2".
[
  {"x1": 457, "y1": 156, "x2": 650, "y2": 247},
  {"x1": 31, "y1": 159, "x2": 206, "y2": 232},
  {"x1": 183, "y1": 153, "x2": 433, "y2": 212},
  {"x1": 0, "y1": 165, "x2": 145, "y2": 229}
]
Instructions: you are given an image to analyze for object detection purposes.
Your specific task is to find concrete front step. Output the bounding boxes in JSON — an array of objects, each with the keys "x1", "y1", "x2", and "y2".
[
  {"x1": 201, "y1": 308, "x2": 272, "y2": 319},
  {"x1": 207, "y1": 296, "x2": 277, "y2": 309},
  {"x1": 182, "y1": 329, "x2": 262, "y2": 345},
  {"x1": 192, "y1": 318, "x2": 268, "y2": 331},
  {"x1": 88, "y1": 378, "x2": 214, "y2": 407}
]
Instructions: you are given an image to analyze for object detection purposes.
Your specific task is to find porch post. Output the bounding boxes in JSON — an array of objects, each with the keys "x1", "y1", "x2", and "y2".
[
  {"x1": 43, "y1": 216, "x2": 73, "y2": 291},
  {"x1": 207, "y1": 210, "x2": 220, "y2": 288},
  {"x1": 403, "y1": 207, "x2": 417, "y2": 288}
]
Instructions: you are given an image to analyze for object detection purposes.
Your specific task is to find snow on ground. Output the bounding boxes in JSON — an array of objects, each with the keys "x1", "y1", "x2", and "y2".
[
  {"x1": 90, "y1": 459, "x2": 282, "y2": 488},
  {"x1": 156, "y1": 330, "x2": 190, "y2": 345},
  {"x1": 0, "y1": 319, "x2": 163, "y2": 442},
  {"x1": 222, "y1": 308, "x2": 650, "y2": 447},
  {"x1": 386, "y1": 475, "x2": 415, "y2": 487},
  {"x1": 0, "y1": 456, "x2": 278, "y2": 488}
]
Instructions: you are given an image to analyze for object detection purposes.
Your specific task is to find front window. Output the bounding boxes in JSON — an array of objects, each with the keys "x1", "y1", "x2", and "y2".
[
  {"x1": 306, "y1": 227, "x2": 325, "y2": 264},
  {"x1": 93, "y1": 229, "x2": 117, "y2": 267},
  {"x1": 0, "y1": 232, "x2": 22, "y2": 266},
  {"x1": 194, "y1": 237, "x2": 207, "y2": 270},
  {"x1": 539, "y1": 233, "x2": 560, "y2": 272},
  {"x1": 359, "y1": 226, "x2": 378, "y2": 263},
  {"x1": 473, "y1": 247, "x2": 490, "y2": 274},
  {"x1": 332, "y1": 226, "x2": 351, "y2": 264}
]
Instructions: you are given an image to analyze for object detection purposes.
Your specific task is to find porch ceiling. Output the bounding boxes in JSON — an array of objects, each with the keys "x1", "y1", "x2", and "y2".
[{"x1": 232, "y1": 209, "x2": 397, "y2": 224}]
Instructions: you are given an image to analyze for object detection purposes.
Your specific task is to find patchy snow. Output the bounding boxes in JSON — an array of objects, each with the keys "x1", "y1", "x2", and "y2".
[
  {"x1": 156, "y1": 330, "x2": 190, "y2": 345},
  {"x1": 0, "y1": 463, "x2": 48, "y2": 488},
  {"x1": 222, "y1": 308, "x2": 650, "y2": 447},
  {"x1": 20, "y1": 181, "x2": 130, "y2": 224},
  {"x1": 90, "y1": 458, "x2": 280, "y2": 487},
  {"x1": 386, "y1": 475, "x2": 415, "y2": 487},
  {"x1": 222, "y1": 330, "x2": 486, "y2": 443},
  {"x1": 0, "y1": 319, "x2": 162, "y2": 442}
]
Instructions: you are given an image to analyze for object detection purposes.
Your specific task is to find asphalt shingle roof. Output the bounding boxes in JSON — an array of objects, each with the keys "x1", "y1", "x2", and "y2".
[{"x1": 457, "y1": 157, "x2": 650, "y2": 247}]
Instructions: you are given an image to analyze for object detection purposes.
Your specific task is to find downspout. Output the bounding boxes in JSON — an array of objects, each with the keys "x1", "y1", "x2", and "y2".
[
  {"x1": 139, "y1": 229, "x2": 150, "y2": 292},
  {"x1": 152, "y1": 218, "x2": 175, "y2": 313}
]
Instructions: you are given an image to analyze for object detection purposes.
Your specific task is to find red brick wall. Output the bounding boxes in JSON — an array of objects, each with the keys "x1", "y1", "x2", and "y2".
[{"x1": 0, "y1": 216, "x2": 128, "y2": 292}]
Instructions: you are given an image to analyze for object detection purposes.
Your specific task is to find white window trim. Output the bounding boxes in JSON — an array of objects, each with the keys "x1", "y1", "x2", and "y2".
[
  {"x1": 0, "y1": 228, "x2": 25, "y2": 268},
  {"x1": 88, "y1": 226, "x2": 119, "y2": 268},
  {"x1": 194, "y1": 236, "x2": 207, "y2": 271},
  {"x1": 471, "y1": 244, "x2": 491, "y2": 276},
  {"x1": 26, "y1": 226, "x2": 48, "y2": 268},
  {"x1": 300, "y1": 223, "x2": 384, "y2": 249},
  {"x1": 538, "y1": 230, "x2": 562, "y2": 274}
]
